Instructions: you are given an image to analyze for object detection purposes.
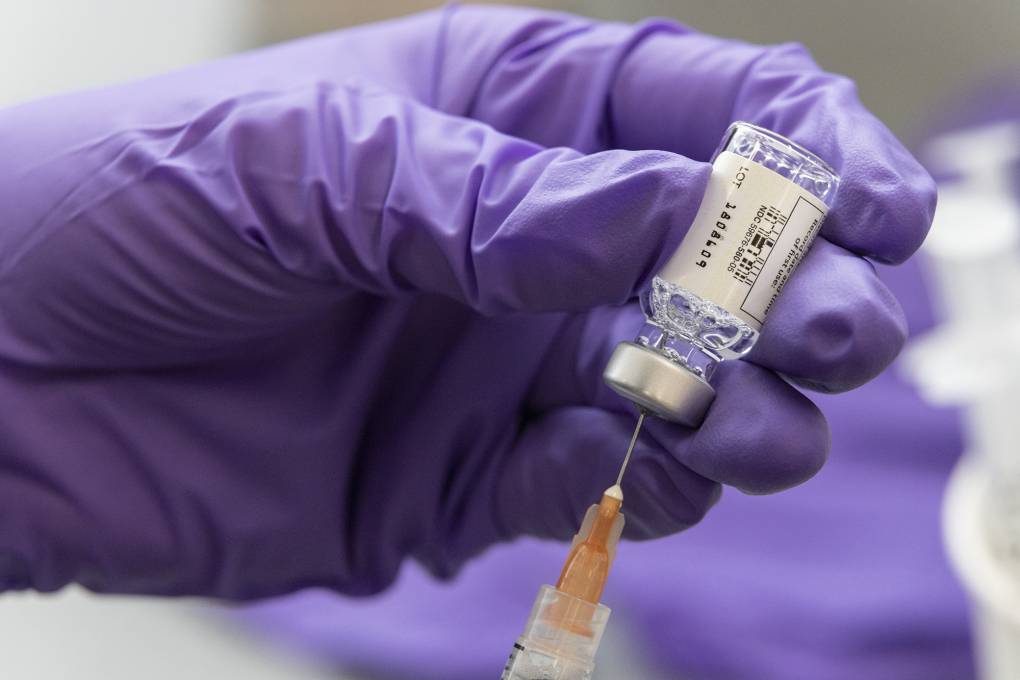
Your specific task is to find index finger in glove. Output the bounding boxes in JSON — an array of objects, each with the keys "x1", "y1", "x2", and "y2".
[{"x1": 430, "y1": 6, "x2": 936, "y2": 264}]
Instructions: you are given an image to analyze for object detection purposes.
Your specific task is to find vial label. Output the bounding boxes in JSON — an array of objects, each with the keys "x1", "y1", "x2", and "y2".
[{"x1": 657, "y1": 151, "x2": 828, "y2": 330}]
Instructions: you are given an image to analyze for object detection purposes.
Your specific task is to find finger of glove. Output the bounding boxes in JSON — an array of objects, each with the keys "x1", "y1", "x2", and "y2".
[
  {"x1": 644, "y1": 361, "x2": 830, "y2": 495},
  {"x1": 747, "y1": 238, "x2": 908, "y2": 393},
  {"x1": 532, "y1": 323, "x2": 830, "y2": 496},
  {"x1": 0, "y1": 79, "x2": 710, "y2": 319},
  {"x1": 431, "y1": 7, "x2": 935, "y2": 264}
]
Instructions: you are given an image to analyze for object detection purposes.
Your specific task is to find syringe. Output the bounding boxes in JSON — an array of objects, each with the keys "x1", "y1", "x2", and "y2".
[{"x1": 500, "y1": 416, "x2": 642, "y2": 680}]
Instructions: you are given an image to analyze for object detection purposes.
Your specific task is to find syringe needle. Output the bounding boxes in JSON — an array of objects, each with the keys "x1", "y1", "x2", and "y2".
[{"x1": 615, "y1": 410, "x2": 646, "y2": 488}]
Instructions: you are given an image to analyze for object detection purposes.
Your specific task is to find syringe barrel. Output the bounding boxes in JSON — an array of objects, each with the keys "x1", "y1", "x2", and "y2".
[{"x1": 501, "y1": 585, "x2": 611, "y2": 680}]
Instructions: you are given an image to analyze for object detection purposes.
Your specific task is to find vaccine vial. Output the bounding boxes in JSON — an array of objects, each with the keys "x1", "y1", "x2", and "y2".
[{"x1": 604, "y1": 122, "x2": 840, "y2": 426}]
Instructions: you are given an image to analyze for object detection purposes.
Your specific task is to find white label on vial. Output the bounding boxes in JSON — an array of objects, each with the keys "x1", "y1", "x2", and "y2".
[{"x1": 657, "y1": 150, "x2": 828, "y2": 330}]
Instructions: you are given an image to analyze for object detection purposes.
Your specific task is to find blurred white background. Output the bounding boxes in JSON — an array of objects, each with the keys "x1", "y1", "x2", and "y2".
[
  {"x1": 1, "y1": 0, "x2": 1017, "y2": 678},
  {"x1": 0, "y1": 588, "x2": 338, "y2": 678},
  {"x1": 0, "y1": 1, "x2": 255, "y2": 107}
]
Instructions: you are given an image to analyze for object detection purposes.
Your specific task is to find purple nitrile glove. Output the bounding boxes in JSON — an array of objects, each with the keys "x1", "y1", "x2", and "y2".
[{"x1": 0, "y1": 5, "x2": 934, "y2": 598}]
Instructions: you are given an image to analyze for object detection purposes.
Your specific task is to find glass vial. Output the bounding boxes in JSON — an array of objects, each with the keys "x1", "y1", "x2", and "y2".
[{"x1": 604, "y1": 122, "x2": 840, "y2": 425}]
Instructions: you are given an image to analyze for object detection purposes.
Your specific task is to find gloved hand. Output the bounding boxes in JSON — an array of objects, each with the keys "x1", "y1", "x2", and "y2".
[
  {"x1": 0, "y1": 5, "x2": 934, "y2": 598},
  {"x1": 237, "y1": 259, "x2": 972, "y2": 680}
]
